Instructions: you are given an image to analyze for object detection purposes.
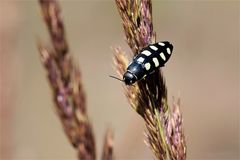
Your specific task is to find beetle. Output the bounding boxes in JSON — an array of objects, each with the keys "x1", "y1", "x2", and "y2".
[{"x1": 110, "y1": 41, "x2": 173, "y2": 85}]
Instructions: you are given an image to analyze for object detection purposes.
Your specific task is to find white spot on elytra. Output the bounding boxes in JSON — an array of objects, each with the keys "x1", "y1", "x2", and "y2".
[
  {"x1": 167, "y1": 48, "x2": 171, "y2": 54},
  {"x1": 144, "y1": 63, "x2": 151, "y2": 70},
  {"x1": 141, "y1": 50, "x2": 152, "y2": 56},
  {"x1": 137, "y1": 57, "x2": 145, "y2": 63},
  {"x1": 160, "y1": 52, "x2": 166, "y2": 61},
  {"x1": 152, "y1": 57, "x2": 159, "y2": 67},
  {"x1": 158, "y1": 42, "x2": 165, "y2": 46},
  {"x1": 150, "y1": 45, "x2": 158, "y2": 51}
]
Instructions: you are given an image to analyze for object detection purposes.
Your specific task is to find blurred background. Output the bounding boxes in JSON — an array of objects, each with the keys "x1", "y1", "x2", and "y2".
[{"x1": 0, "y1": 0, "x2": 239, "y2": 159}]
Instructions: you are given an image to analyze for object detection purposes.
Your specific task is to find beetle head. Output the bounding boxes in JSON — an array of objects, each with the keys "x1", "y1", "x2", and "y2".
[{"x1": 123, "y1": 71, "x2": 137, "y2": 85}]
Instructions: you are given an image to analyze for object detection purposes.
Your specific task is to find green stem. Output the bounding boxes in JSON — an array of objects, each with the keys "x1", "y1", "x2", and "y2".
[
  {"x1": 155, "y1": 108, "x2": 170, "y2": 160},
  {"x1": 149, "y1": 94, "x2": 170, "y2": 160}
]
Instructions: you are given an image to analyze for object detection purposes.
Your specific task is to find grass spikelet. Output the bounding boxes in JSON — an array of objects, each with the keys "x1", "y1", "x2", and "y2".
[
  {"x1": 101, "y1": 129, "x2": 114, "y2": 160},
  {"x1": 114, "y1": 0, "x2": 187, "y2": 159},
  {"x1": 38, "y1": 0, "x2": 96, "y2": 159}
]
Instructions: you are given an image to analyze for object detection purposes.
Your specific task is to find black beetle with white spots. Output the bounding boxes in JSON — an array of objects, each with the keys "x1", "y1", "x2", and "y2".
[{"x1": 110, "y1": 41, "x2": 173, "y2": 85}]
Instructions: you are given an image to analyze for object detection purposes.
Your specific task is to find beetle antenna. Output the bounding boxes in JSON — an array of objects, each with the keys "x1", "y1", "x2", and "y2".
[{"x1": 109, "y1": 75, "x2": 124, "y2": 82}]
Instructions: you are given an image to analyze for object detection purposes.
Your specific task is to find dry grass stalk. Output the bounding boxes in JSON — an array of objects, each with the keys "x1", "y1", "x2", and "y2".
[
  {"x1": 114, "y1": 0, "x2": 187, "y2": 159},
  {"x1": 38, "y1": 0, "x2": 96, "y2": 159},
  {"x1": 0, "y1": 2, "x2": 19, "y2": 158}
]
